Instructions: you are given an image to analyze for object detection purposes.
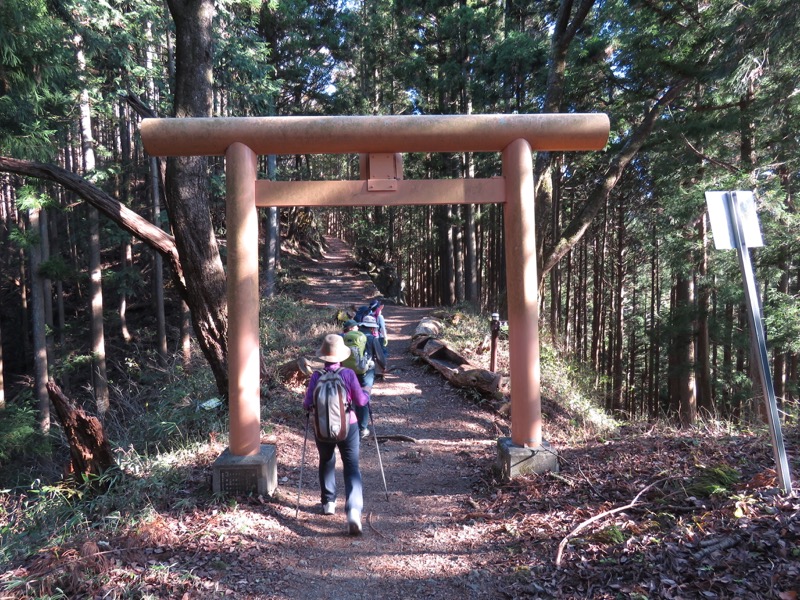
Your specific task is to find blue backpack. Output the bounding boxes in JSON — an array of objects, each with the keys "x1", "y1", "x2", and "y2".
[{"x1": 354, "y1": 304, "x2": 371, "y2": 324}]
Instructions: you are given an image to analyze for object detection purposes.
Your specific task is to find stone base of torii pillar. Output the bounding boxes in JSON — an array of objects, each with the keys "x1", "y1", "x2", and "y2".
[
  {"x1": 496, "y1": 438, "x2": 559, "y2": 479},
  {"x1": 212, "y1": 444, "x2": 277, "y2": 496}
]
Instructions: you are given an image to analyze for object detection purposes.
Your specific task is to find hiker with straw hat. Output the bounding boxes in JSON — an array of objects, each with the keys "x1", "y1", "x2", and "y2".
[{"x1": 302, "y1": 333, "x2": 368, "y2": 535}]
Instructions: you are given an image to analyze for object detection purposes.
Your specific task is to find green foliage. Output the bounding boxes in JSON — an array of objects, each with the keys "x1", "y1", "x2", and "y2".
[
  {"x1": 37, "y1": 255, "x2": 77, "y2": 282},
  {"x1": 592, "y1": 524, "x2": 630, "y2": 545},
  {"x1": 0, "y1": 0, "x2": 75, "y2": 159},
  {"x1": 0, "y1": 391, "x2": 50, "y2": 467},
  {"x1": 539, "y1": 343, "x2": 619, "y2": 438},
  {"x1": 686, "y1": 465, "x2": 741, "y2": 498},
  {"x1": 7, "y1": 223, "x2": 37, "y2": 251},
  {"x1": 259, "y1": 292, "x2": 331, "y2": 380}
]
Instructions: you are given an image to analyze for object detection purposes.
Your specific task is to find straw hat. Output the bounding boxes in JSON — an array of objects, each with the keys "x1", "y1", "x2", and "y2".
[
  {"x1": 360, "y1": 315, "x2": 378, "y2": 329},
  {"x1": 318, "y1": 333, "x2": 352, "y2": 363}
]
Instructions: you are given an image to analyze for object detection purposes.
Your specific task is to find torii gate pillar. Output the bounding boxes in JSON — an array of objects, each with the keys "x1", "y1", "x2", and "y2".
[
  {"x1": 141, "y1": 113, "x2": 609, "y2": 492},
  {"x1": 496, "y1": 138, "x2": 557, "y2": 479}
]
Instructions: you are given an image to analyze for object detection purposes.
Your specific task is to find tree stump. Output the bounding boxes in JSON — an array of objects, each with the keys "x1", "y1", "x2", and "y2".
[{"x1": 46, "y1": 381, "x2": 116, "y2": 482}]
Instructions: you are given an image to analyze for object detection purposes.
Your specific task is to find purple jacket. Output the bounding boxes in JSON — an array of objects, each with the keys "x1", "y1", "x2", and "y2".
[{"x1": 304, "y1": 363, "x2": 368, "y2": 425}]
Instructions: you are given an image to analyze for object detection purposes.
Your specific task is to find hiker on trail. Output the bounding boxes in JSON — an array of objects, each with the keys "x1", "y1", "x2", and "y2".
[
  {"x1": 341, "y1": 318, "x2": 360, "y2": 336},
  {"x1": 368, "y1": 299, "x2": 389, "y2": 358},
  {"x1": 353, "y1": 315, "x2": 386, "y2": 438},
  {"x1": 303, "y1": 334, "x2": 367, "y2": 535},
  {"x1": 354, "y1": 298, "x2": 388, "y2": 357}
]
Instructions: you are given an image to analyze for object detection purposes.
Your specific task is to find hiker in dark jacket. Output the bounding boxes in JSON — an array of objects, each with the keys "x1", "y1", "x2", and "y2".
[
  {"x1": 303, "y1": 334, "x2": 368, "y2": 535},
  {"x1": 369, "y1": 299, "x2": 389, "y2": 357},
  {"x1": 354, "y1": 314, "x2": 386, "y2": 438}
]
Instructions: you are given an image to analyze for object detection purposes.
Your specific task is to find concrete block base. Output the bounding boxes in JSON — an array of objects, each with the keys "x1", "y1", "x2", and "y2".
[
  {"x1": 212, "y1": 444, "x2": 277, "y2": 496},
  {"x1": 496, "y1": 437, "x2": 558, "y2": 480}
]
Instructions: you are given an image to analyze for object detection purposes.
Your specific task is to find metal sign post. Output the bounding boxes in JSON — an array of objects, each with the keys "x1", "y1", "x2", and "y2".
[{"x1": 705, "y1": 191, "x2": 792, "y2": 495}]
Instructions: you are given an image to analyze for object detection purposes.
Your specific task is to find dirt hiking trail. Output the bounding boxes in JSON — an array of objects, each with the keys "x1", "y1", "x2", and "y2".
[{"x1": 260, "y1": 237, "x2": 510, "y2": 599}]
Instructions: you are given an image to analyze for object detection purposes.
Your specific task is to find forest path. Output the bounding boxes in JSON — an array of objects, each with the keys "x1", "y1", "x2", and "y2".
[{"x1": 260, "y1": 237, "x2": 508, "y2": 599}]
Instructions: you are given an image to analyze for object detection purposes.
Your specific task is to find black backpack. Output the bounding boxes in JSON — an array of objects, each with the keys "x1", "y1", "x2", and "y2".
[
  {"x1": 354, "y1": 304, "x2": 371, "y2": 324},
  {"x1": 312, "y1": 368, "x2": 350, "y2": 442}
]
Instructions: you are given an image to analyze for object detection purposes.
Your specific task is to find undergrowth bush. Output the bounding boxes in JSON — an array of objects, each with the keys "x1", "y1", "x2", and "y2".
[
  {"x1": 0, "y1": 390, "x2": 51, "y2": 469},
  {"x1": 435, "y1": 306, "x2": 618, "y2": 441}
]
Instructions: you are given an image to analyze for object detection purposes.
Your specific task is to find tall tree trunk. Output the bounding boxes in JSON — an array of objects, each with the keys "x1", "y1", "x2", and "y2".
[
  {"x1": 88, "y1": 205, "x2": 109, "y2": 416},
  {"x1": 670, "y1": 271, "x2": 696, "y2": 427},
  {"x1": 40, "y1": 208, "x2": 54, "y2": 366},
  {"x1": 696, "y1": 215, "x2": 713, "y2": 416},
  {"x1": 117, "y1": 100, "x2": 133, "y2": 344},
  {"x1": 146, "y1": 20, "x2": 168, "y2": 363},
  {"x1": 165, "y1": 0, "x2": 229, "y2": 397},
  {"x1": 773, "y1": 255, "x2": 789, "y2": 406},
  {"x1": 119, "y1": 241, "x2": 133, "y2": 343},
  {"x1": 76, "y1": 34, "x2": 110, "y2": 418},
  {"x1": 453, "y1": 211, "x2": 464, "y2": 303},
  {"x1": 18, "y1": 220, "x2": 31, "y2": 361},
  {"x1": 52, "y1": 212, "x2": 66, "y2": 351},
  {"x1": 29, "y1": 208, "x2": 50, "y2": 432},
  {"x1": 0, "y1": 316, "x2": 4, "y2": 410},
  {"x1": 463, "y1": 143, "x2": 478, "y2": 307},
  {"x1": 264, "y1": 154, "x2": 279, "y2": 298},
  {"x1": 611, "y1": 203, "x2": 626, "y2": 413},
  {"x1": 591, "y1": 212, "x2": 608, "y2": 382},
  {"x1": 152, "y1": 156, "x2": 168, "y2": 363},
  {"x1": 437, "y1": 205, "x2": 456, "y2": 305},
  {"x1": 723, "y1": 301, "x2": 734, "y2": 415},
  {"x1": 647, "y1": 223, "x2": 660, "y2": 418}
]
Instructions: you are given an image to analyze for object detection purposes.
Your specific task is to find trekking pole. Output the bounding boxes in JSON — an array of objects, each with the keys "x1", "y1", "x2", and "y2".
[
  {"x1": 368, "y1": 404, "x2": 390, "y2": 501},
  {"x1": 295, "y1": 412, "x2": 311, "y2": 518}
]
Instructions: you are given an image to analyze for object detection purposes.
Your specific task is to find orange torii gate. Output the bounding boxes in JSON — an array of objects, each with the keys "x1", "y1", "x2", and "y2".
[{"x1": 141, "y1": 114, "x2": 609, "y2": 494}]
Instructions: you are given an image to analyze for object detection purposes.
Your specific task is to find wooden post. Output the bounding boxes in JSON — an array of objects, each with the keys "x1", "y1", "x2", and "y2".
[
  {"x1": 490, "y1": 312, "x2": 500, "y2": 373},
  {"x1": 502, "y1": 138, "x2": 541, "y2": 448},
  {"x1": 226, "y1": 142, "x2": 261, "y2": 456}
]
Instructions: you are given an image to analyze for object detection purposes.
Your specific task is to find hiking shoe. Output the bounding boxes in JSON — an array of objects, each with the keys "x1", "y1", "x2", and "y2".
[
  {"x1": 322, "y1": 502, "x2": 336, "y2": 515},
  {"x1": 360, "y1": 428, "x2": 370, "y2": 439},
  {"x1": 347, "y1": 509, "x2": 362, "y2": 535}
]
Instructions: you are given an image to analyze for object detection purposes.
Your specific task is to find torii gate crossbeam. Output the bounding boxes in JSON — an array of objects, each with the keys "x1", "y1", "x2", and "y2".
[{"x1": 141, "y1": 114, "x2": 609, "y2": 489}]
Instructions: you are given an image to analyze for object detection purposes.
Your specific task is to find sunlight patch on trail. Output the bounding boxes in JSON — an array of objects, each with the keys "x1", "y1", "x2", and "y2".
[{"x1": 371, "y1": 382, "x2": 422, "y2": 396}]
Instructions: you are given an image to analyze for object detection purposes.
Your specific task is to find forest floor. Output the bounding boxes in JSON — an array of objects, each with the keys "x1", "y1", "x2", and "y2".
[{"x1": 3, "y1": 238, "x2": 800, "y2": 599}]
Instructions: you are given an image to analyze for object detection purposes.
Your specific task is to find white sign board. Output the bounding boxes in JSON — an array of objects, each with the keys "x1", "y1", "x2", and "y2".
[
  {"x1": 704, "y1": 189, "x2": 791, "y2": 495},
  {"x1": 704, "y1": 191, "x2": 763, "y2": 250}
]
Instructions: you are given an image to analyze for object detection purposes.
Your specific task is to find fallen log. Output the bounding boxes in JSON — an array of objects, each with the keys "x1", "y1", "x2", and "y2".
[
  {"x1": 410, "y1": 334, "x2": 501, "y2": 396},
  {"x1": 276, "y1": 356, "x2": 322, "y2": 384},
  {"x1": 413, "y1": 316, "x2": 444, "y2": 338}
]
